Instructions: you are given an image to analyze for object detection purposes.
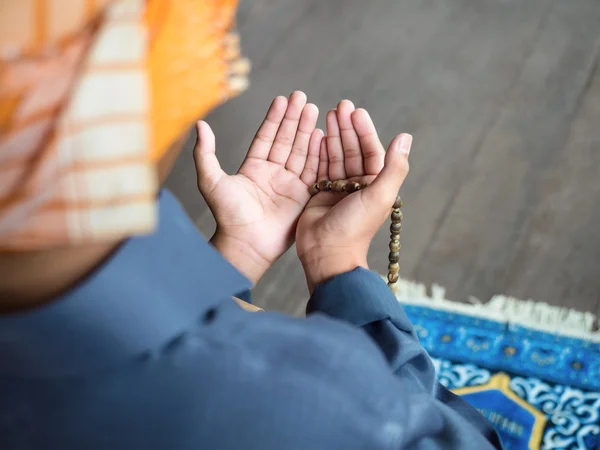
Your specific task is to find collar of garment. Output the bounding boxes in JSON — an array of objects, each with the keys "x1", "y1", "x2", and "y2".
[{"x1": 0, "y1": 190, "x2": 251, "y2": 378}]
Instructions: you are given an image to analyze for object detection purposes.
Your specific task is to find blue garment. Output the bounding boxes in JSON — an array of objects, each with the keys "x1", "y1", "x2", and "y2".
[{"x1": 0, "y1": 191, "x2": 501, "y2": 450}]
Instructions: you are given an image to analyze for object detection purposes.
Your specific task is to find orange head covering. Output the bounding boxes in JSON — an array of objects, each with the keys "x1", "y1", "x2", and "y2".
[{"x1": 0, "y1": 0, "x2": 249, "y2": 250}]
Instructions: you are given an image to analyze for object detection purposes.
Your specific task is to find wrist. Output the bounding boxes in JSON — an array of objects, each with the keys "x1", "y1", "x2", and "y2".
[
  {"x1": 300, "y1": 249, "x2": 368, "y2": 294},
  {"x1": 210, "y1": 230, "x2": 271, "y2": 285}
]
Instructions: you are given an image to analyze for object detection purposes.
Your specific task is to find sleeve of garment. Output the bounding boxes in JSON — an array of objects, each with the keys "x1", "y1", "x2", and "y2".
[
  {"x1": 307, "y1": 267, "x2": 503, "y2": 449},
  {"x1": 2, "y1": 270, "x2": 505, "y2": 450}
]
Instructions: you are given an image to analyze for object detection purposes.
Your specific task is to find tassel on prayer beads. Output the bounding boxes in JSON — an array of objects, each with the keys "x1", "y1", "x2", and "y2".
[{"x1": 308, "y1": 180, "x2": 403, "y2": 293}]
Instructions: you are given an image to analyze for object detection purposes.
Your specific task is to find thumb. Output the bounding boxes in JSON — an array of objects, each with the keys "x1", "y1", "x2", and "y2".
[
  {"x1": 363, "y1": 133, "x2": 412, "y2": 209},
  {"x1": 193, "y1": 120, "x2": 226, "y2": 196}
]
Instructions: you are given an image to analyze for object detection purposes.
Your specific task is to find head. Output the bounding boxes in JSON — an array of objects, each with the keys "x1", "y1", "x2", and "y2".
[{"x1": 0, "y1": 0, "x2": 248, "y2": 311}]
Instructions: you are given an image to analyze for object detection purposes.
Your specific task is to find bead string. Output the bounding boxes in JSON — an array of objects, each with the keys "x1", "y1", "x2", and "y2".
[{"x1": 309, "y1": 180, "x2": 403, "y2": 293}]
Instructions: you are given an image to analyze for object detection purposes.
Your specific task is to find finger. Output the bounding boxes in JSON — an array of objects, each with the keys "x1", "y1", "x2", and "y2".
[
  {"x1": 300, "y1": 128, "x2": 324, "y2": 185},
  {"x1": 317, "y1": 138, "x2": 329, "y2": 181},
  {"x1": 337, "y1": 100, "x2": 364, "y2": 177},
  {"x1": 285, "y1": 103, "x2": 319, "y2": 175},
  {"x1": 193, "y1": 121, "x2": 227, "y2": 196},
  {"x1": 326, "y1": 109, "x2": 346, "y2": 180},
  {"x1": 267, "y1": 91, "x2": 307, "y2": 165},
  {"x1": 247, "y1": 96, "x2": 288, "y2": 160},
  {"x1": 351, "y1": 108, "x2": 386, "y2": 175},
  {"x1": 363, "y1": 134, "x2": 412, "y2": 210}
]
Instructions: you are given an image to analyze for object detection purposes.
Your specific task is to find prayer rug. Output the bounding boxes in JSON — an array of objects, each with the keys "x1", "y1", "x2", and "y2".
[{"x1": 393, "y1": 279, "x2": 600, "y2": 450}]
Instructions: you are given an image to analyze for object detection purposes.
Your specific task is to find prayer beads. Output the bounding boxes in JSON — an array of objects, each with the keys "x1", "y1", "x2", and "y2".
[{"x1": 309, "y1": 180, "x2": 403, "y2": 293}]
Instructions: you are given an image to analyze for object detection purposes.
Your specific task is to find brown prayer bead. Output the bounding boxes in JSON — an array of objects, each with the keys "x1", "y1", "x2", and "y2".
[
  {"x1": 388, "y1": 262, "x2": 400, "y2": 273},
  {"x1": 387, "y1": 195, "x2": 403, "y2": 289},
  {"x1": 389, "y1": 240, "x2": 400, "y2": 252},
  {"x1": 345, "y1": 181, "x2": 361, "y2": 193},
  {"x1": 318, "y1": 180, "x2": 332, "y2": 191},
  {"x1": 393, "y1": 195, "x2": 403, "y2": 209},
  {"x1": 309, "y1": 183, "x2": 320, "y2": 195},
  {"x1": 391, "y1": 210, "x2": 403, "y2": 223},
  {"x1": 331, "y1": 180, "x2": 347, "y2": 192}
]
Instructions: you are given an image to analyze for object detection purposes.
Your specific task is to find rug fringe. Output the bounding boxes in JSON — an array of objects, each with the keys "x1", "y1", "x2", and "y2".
[{"x1": 389, "y1": 277, "x2": 600, "y2": 342}]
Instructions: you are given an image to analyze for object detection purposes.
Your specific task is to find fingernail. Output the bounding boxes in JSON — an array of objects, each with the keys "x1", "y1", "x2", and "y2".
[{"x1": 398, "y1": 134, "x2": 413, "y2": 155}]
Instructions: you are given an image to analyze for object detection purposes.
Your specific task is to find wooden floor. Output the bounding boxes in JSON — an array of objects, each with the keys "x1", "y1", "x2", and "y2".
[{"x1": 166, "y1": 0, "x2": 600, "y2": 319}]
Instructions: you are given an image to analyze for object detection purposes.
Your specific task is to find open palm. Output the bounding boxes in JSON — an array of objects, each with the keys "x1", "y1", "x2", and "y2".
[
  {"x1": 194, "y1": 92, "x2": 323, "y2": 282},
  {"x1": 297, "y1": 101, "x2": 387, "y2": 259},
  {"x1": 296, "y1": 100, "x2": 411, "y2": 292}
]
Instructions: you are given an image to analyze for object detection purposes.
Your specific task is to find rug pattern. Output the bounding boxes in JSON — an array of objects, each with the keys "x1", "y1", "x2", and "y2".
[
  {"x1": 401, "y1": 303, "x2": 600, "y2": 450},
  {"x1": 431, "y1": 358, "x2": 599, "y2": 450}
]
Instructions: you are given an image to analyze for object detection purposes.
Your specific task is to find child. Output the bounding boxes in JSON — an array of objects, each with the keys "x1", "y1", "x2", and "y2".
[
  {"x1": 1, "y1": 2, "x2": 500, "y2": 448},
  {"x1": 0, "y1": 92, "x2": 501, "y2": 449}
]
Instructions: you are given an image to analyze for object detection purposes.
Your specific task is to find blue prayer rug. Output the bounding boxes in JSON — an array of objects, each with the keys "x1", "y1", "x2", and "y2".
[{"x1": 393, "y1": 279, "x2": 600, "y2": 450}]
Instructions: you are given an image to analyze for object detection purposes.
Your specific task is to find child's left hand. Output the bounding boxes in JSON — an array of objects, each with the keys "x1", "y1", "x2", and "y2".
[{"x1": 194, "y1": 91, "x2": 322, "y2": 284}]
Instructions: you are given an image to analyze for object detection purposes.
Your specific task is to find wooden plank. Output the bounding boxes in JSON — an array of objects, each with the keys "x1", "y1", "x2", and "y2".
[
  {"x1": 414, "y1": 0, "x2": 600, "y2": 313},
  {"x1": 504, "y1": 57, "x2": 600, "y2": 318},
  {"x1": 363, "y1": 0, "x2": 554, "y2": 282}
]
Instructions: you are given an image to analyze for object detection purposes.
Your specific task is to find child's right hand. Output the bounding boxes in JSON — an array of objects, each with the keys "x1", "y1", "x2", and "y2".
[{"x1": 296, "y1": 100, "x2": 412, "y2": 293}]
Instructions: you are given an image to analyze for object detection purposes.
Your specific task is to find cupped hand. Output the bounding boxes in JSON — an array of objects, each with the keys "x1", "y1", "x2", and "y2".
[
  {"x1": 296, "y1": 100, "x2": 412, "y2": 293},
  {"x1": 194, "y1": 91, "x2": 323, "y2": 284}
]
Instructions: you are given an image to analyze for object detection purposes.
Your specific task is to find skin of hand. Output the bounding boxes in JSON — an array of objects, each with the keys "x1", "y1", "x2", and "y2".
[
  {"x1": 194, "y1": 91, "x2": 324, "y2": 285},
  {"x1": 296, "y1": 100, "x2": 412, "y2": 293}
]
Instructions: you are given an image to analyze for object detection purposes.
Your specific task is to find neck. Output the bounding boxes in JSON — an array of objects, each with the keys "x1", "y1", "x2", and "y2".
[
  {"x1": 0, "y1": 240, "x2": 121, "y2": 313},
  {"x1": 0, "y1": 138, "x2": 183, "y2": 314}
]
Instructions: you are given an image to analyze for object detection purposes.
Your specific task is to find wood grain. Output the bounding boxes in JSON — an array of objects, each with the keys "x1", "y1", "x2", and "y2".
[{"x1": 166, "y1": 0, "x2": 600, "y2": 318}]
